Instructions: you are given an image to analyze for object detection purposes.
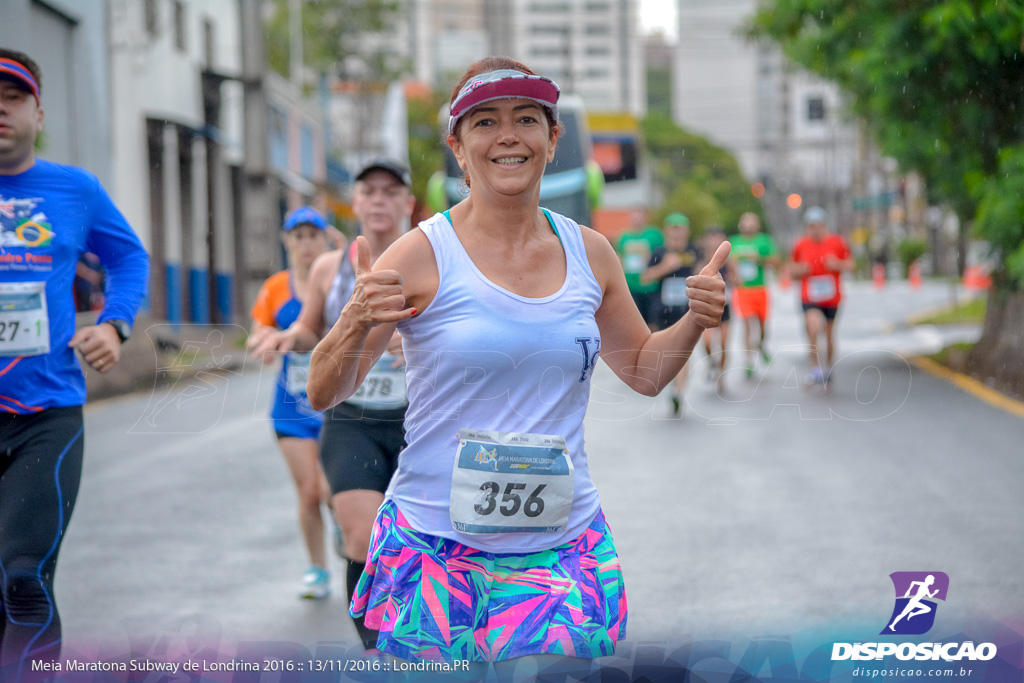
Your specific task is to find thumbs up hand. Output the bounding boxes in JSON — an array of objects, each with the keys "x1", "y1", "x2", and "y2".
[
  {"x1": 346, "y1": 236, "x2": 417, "y2": 327},
  {"x1": 684, "y1": 241, "x2": 731, "y2": 329}
]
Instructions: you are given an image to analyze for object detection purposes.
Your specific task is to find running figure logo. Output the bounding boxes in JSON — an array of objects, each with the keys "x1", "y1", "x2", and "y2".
[
  {"x1": 881, "y1": 571, "x2": 949, "y2": 635},
  {"x1": 474, "y1": 445, "x2": 499, "y2": 470}
]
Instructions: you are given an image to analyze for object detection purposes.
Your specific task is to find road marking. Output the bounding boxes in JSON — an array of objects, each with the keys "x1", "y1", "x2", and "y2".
[{"x1": 911, "y1": 356, "x2": 1024, "y2": 420}]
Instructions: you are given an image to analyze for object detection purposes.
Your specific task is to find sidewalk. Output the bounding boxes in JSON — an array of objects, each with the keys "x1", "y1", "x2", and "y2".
[{"x1": 80, "y1": 312, "x2": 250, "y2": 402}]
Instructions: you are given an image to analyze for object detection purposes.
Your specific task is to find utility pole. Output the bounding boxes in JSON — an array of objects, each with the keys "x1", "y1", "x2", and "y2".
[{"x1": 238, "y1": 0, "x2": 274, "y2": 319}]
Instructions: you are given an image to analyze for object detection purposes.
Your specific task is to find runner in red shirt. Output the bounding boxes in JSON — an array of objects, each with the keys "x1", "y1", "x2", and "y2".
[{"x1": 789, "y1": 206, "x2": 855, "y2": 386}]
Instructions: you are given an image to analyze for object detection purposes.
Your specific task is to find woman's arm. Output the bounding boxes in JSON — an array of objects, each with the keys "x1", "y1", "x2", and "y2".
[
  {"x1": 585, "y1": 229, "x2": 729, "y2": 396},
  {"x1": 247, "y1": 252, "x2": 338, "y2": 359},
  {"x1": 306, "y1": 231, "x2": 437, "y2": 411}
]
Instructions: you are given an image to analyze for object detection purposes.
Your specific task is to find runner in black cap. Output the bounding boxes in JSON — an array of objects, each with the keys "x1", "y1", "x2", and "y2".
[{"x1": 250, "y1": 159, "x2": 413, "y2": 655}]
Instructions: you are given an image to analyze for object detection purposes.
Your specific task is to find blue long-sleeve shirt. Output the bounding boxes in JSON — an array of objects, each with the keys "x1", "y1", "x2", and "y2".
[{"x1": 0, "y1": 159, "x2": 149, "y2": 413}]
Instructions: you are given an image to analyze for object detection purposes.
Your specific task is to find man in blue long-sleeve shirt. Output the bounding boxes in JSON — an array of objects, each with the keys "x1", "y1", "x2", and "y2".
[{"x1": 0, "y1": 48, "x2": 149, "y2": 675}]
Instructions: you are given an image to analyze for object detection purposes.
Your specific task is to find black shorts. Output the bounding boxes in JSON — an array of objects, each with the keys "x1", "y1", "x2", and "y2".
[
  {"x1": 630, "y1": 290, "x2": 658, "y2": 326},
  {"x1": 319, "y1": 402, "x2": 406, "y2": 496},
  {"x1": 720, "y1": 303, "x2": 731, "y2": 324},
  {"x1": 802, "y1": 302, "x2": 839, "y2": 321}
]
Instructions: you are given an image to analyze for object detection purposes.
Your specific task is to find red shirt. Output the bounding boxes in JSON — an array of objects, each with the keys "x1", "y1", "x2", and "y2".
[{"x1": 791, "y1": 234, "x2": 851, "y2": 308}]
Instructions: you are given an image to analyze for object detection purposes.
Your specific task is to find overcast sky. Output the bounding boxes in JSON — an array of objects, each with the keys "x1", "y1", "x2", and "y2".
[{"x1": 639, "y1": 0, "x2": 678, "y2": 42}]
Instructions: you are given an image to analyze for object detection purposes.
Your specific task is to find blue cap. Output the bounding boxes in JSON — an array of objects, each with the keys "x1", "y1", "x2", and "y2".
[
  {"x1": 803, "y1": 206, "x2": 827, "y2": 224},
  {"x1": 283, "y1": 206, "x2": 327, "y2": 231}
]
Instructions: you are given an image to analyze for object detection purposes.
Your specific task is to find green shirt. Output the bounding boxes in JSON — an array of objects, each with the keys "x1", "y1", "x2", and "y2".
[
  {"x1": 617, "y1": 227, "x2": 664, "y2": 293},
  {"x1": 729, "y1": 233, "x2": 778, "y2": 287}
]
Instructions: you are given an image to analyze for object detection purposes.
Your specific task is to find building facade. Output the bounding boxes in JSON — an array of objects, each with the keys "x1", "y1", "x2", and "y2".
[
  {"x1": 672, "y1": 0, "x2": 861, "y2": 244},
  {"x1": 406, "y1": 0, "x2": 646, "y2": 117},
  {"x1": 108, "y1": 0, "x2": 247, "y2": 325},
  {"x1": 1, "y1": 1, "x2": 114, "y2": 198}
]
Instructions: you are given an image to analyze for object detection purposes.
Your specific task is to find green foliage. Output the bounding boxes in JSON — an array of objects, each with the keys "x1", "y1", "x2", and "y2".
[
  {"x1": 646, "y1": 65, "x2": 672, "y2": 118},
  {"x1": 975, "y1": 144, "x2": 1024, "y2": 289},
  {"x1": 641, "y1": 112, "x2": 767, "y2": 235},
  {"x1": 897, "y1": 237, "x2": 928, "y2": 276},
  {"x1": 751, "y1": 0, "x2": 1024, "y2": 277},
  {"x1": 406, "y1": 91, "x2": 446, "y2": 207},
  {"x1": 264, "y1": 0, "x2": 405, "y2": 81}
]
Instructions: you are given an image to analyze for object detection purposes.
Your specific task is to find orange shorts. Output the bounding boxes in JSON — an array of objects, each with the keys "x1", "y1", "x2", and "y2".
[{"x1": 733, "y1": 286, "x2": 769, "y2": 322}]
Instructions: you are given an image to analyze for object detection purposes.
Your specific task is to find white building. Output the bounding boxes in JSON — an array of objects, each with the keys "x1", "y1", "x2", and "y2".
[
  {"x1": 406, "y1": 0, "x2": 646, "y2": 117},
  {"x1": 673, "y1": 0, "x2": 861, "y2": 241},
  {"x1": 108, "y1": 0, "x2": 246, "y2": 325}
]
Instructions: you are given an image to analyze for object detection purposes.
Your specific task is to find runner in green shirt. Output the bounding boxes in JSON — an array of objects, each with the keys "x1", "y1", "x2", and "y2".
[
  {"x1": 729, "y1": 212, "x2": 779, "y2": 377},
  {"x1": 616, "y1": 213, "x2": 664, "y2": 331}
]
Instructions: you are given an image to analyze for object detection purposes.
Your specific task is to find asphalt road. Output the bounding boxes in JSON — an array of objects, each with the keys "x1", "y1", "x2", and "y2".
[{"x1": 54, "y1": 280, "x2": 1022, "y2": 671}]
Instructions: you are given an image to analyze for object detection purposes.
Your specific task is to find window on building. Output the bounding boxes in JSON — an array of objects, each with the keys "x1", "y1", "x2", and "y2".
[
  {"x1": 529, "y1": 2, "x2": 571, "y2": 11},
  {"x1": 586, "y1": 45, "x2": 611, "y2": 56},
  {"x1": 807, "y1": 96, "x2": 826, "y2": 121},
  {"x1": 584, "y1": 2, "x2": 611, "y2": 10},
  {"x1": 301, "y1": 124, "x2": 315, "y2": 178},
  {"x1": 532, "y1": 46, "x2": 567, "y2": 57},
  {"x1": 585, "y1": 68, "x2": 610, "y2": 79},
  {"x1": 531, "y1": 25, "x2": 569, "y2": 36},
  {"x1": 144, "y1": 0, "x2": 159, "y2": 37},
  {"x1": 583, "y1": 24, "x2": 611, "y2": 35},
  {"x1": 203, "y1": 18, "x2": 215, "y2": 66},
  {"x1": 269, "y1": 106, "x2": 288, "y2": 170},
  {"x1": 173, "y1": 1, "x2": 186, "y2": 52}
]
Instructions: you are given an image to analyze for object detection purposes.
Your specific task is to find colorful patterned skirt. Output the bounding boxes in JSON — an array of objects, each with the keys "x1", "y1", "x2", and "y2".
[{"x1": 350, "y1": 499, "x2": 627, "y2": 663}]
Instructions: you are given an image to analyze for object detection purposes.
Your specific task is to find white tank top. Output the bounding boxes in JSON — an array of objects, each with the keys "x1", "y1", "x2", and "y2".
[{"x1": 389, "y1": 210, "x2": 604, "y2": 552}]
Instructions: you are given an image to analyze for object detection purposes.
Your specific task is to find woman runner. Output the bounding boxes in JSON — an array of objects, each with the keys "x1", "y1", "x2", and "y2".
[{"x1": 305, "y1": 57, "x2": 729, "y2": 676}]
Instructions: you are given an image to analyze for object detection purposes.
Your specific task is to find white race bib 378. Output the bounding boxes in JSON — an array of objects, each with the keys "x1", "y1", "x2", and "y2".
[{"x1": 345, "y1": 352, "x2": 408, "y2": 408}]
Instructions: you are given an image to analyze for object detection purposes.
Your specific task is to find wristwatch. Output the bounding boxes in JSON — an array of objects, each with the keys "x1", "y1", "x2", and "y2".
[{"x1": 103, "y1": 319, "x2": 132, "y2": 344}]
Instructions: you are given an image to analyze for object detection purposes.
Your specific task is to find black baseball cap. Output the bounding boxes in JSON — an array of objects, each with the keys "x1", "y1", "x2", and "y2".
[{"x1": 356, "y1": 159, "x2": 411, "y2": 188}]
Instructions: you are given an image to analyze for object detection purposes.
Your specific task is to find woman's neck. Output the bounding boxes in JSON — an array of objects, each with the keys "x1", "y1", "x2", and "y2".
[{"x1": 453, "y1": 191, "x2": 545, "y2": 245}]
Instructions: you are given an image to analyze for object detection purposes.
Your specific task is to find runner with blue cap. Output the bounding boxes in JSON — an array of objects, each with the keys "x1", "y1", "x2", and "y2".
[{"x1": 249, "y1": 206, "x2": 331, "y2": 599}]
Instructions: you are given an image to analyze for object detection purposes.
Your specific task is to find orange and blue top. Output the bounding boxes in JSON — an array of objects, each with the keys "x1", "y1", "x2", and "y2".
[{"x1": 250, "y1": 270, "x2": 323, "y2": 437}]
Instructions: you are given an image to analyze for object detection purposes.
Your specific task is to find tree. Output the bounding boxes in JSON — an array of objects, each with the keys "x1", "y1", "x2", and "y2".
[
  {"x1": 406, "y1": 89, "x2": 445, "y2": 220},
  {"x1": 752, "y1": 1, "x2": 1023, "y2": 227},
  {"x1": 641, "y1": 112, "x2": 767, "y2": 235},
  {"x1": 264, "y1": 0, "x2": 404, "y2": 82},
  {"x1": 752, "y1": 0, "x2": 1024, "y2": 392}
]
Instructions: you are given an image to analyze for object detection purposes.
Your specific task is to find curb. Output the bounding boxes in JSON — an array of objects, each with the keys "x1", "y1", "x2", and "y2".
[{"x1": 909, "y1": 356, "x2": 1024, "y2": 420}]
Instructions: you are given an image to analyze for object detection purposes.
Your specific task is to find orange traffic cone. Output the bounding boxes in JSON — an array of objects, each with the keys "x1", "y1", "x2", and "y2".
[
  {"x1": 908, "y1": 261, "x2": 922, "y2": 289},
  {"x1": 963, "y1": 266, "x2": 992, "y2": 291},
  {"x1": 872, "y1": 263, "x2": 886, "y2": 290}
]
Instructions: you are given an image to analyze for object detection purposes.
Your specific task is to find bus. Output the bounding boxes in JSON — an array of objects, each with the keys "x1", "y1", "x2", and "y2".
[{"x1": 427, "y1": 94, "x2": 604, "y2": 225}]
